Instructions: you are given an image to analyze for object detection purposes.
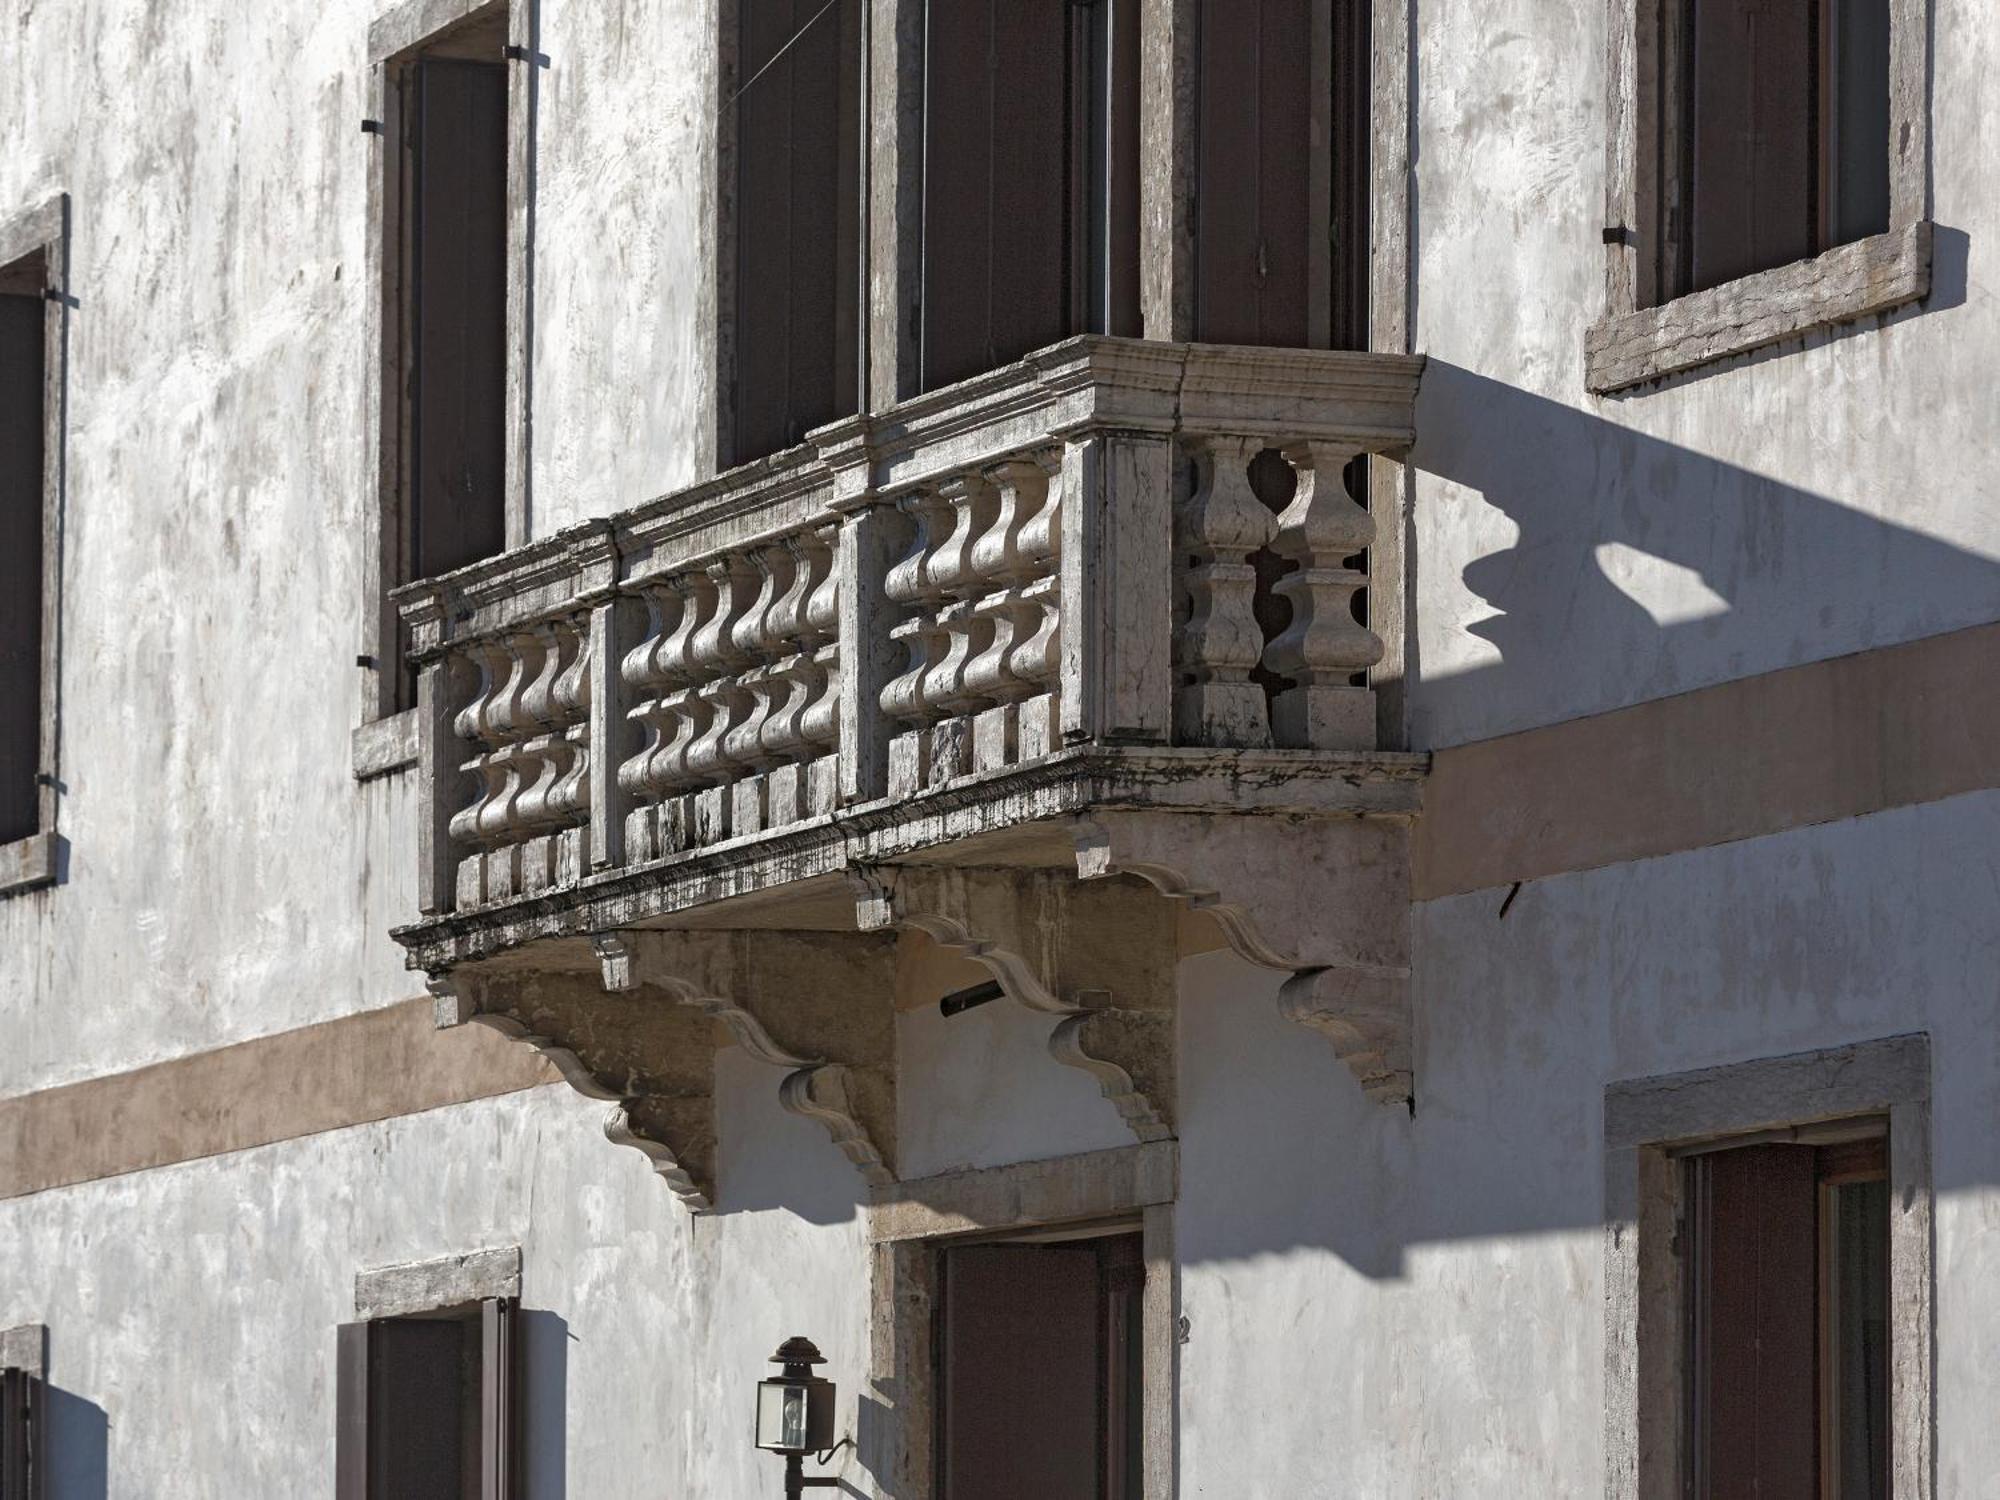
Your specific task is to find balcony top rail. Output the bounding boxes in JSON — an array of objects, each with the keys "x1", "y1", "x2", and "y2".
[{"x1": 393, "y1": 335, "x2": 1424, "y2": 933}]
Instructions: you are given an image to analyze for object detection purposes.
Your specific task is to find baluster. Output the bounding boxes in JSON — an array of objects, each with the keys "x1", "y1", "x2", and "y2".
[
  {"x1": 922, "y1": 474, "x2": 1000, "y2": 717},
  {"x1": 964, "y1": 458, "x2": 1050, "y2": 706},
  {"x1": 1007, "y1": 451, "x2": 1065, "y2": 744},
  {"x1": 655, "y1": 571, "x2": 717, "y2": 798},
  {"x1": 763, "y1": 530, "x2": 831, "y2": 764},
  {"x1": 619, "y1": 580, "x2": 686, "y2": 799},
  {"x1": 514, "y1": 624, "x2": 568, "y2": 833},
  {"x1": 685, "y1": 554, "x2": 758, "y2": 784},
  {"x1": 798, "y1": 523, "x2": 842, "y2": 759},
  {"x1": 549, "y1": 617, "x2": 594, "y2": 820},
  {"x1": 723, "y1": 544, "x2": 792, "y2": 771},
  {"x1": 879, "y1": 491, "x2": 952, "y2": 728},
  {"x1": 1264, "y1": 441, "x2": 1380, "y2": 750},
  {"x1": 1176, "y1": 435, "x2": 1277, "y2": 748}
]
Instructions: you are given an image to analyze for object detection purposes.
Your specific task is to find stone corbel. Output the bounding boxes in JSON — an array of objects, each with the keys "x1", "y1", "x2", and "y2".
[
  {"x1": 851, "y1": 865, "x2": 1177, "y2": 1142},
  {"x1": 429, "y1": 964, "x2": 721, "y2": 1210},
  {"x1": 1072, "y1": 810, "x2": 1415, "y2": 1107},
  {"x1": 594, "y1": 929, "x2": 899, "y2": 1188}
]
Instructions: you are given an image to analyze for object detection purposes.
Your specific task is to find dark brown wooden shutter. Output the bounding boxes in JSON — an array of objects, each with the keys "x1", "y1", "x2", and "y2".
[
  {"x1": 1691, "y1": 1144, "x2": 1820, "y2": 1500},
  {"x1": 335, "y1": 1323, "x2": 372, "y2": 1500},
  {"x1": 1824, "y1": 0, "x2": 1890, "y2": 246},
  {"x1": 1686, "y1": 0, "x2": 1816, "y2": 293},
  {"x1": 0, "y1": 1367, "x2": 36, "y2": 1500},
  {"x1": 477, "y1": 1299, "x2": 519, "y2": 1500},
  {"x1": 939, "y1": 1243, "x2": 1103, "y2": 1500},
  {"x1": 921, "y1": 0, "x2": 1072, "y2": 392},
  {"x1": 0, "y1": 290, "x2": 45, "y2": 846},
  {"x1": 734, "y1": 0, "x2": 862, "y2": 463},
  {"x1": 370, "y1": 1318, "x2": 473, "y2": 1500},
  {"x1": 411, "y1": 56, "x2": 508, "y2": 580},
  {"x1": 1195, "y1": 0, "x2": 1314, "y2": 348}
]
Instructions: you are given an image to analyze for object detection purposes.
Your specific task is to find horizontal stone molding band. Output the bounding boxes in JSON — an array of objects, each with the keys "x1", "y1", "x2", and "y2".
[
  {"x1": 1415, "y1": 621, "x2": 2000, "y2": 900},
  {"x1": 0, "y1": 998, "x2": 559, "y2": 1201}
]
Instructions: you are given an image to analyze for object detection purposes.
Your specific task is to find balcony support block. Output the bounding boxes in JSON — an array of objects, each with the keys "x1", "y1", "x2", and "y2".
[
  {"x1": 595, "y1": 929, "x2": 900, "y2": 1189},
  {"x1": 1074, "y1": 809, "x2": 1415, "y2": 1106},
  {"x1": 429, "y1": 962, "x2": 720, "y2": 1210},
  {"x1": 852, "y1": 865, "x2": 1177, "y2": 1142}
]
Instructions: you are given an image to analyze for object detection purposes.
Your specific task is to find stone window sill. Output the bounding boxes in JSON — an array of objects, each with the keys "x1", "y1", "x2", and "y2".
[
  {"x1": 352, "y1": 707, "x2": 420, "y2": 782},
  {"x1": 0, "y1": 830, "x2": 59, "y2": 897},
  {"x1": 1585, "y1": 221, "x2": 1933, "y2": 394}
]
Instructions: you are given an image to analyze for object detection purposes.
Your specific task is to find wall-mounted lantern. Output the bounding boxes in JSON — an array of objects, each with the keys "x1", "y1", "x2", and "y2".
[{"x1": 755, "y1": 1336, "x2": 840, "y2": 1497}]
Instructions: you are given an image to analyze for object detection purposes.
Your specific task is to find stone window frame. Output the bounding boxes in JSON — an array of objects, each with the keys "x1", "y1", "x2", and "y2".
[
  {"x1": 1602, "y1": 1033, "x2": 1934, "y2": 1500},
  {"x1": 1585, "y1": 0, "x2": 1934, "y2": 394},
  {"x1": 353, "y1": 0, "x2": 539, "y2": 781},
  {"x1": 352, "y1": 1244, "x2": 523, "y2": 1321},
  {"x1": 0, "y1": 195, "x2": 69, "y2": 899},
  {"x1": 864, "y1": 1141, "x2": 1179, "y2": 1500}
]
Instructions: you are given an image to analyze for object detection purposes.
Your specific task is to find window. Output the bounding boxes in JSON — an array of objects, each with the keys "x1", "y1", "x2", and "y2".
[
  {"x1": 1666, "y1": 0, "x2": 1890, "y2": 298},
  {"x1": 1682, "y1": 1126, "x2": 1889, "y2": 1498},
  {"x1": 728, "y1": 0, "x2": 864, "y2": 464},
  {"x1": 1603, "y1": 1035, "x2": 1932, "y2": 1500},
  {"x1": 0, "y1": 201, "x2": 62, "y2": 895},
  {"x1": 368, "y1": 3, "x2": 514, "y2": 726},
  {"x1": 1588, "y1": 0, "x2": 1930, "y2": 390},
  {"x1": 336, "y1": 1299, "x2": 519, "y2": 1500},
  {"x1": 937, "y1": 1230, "x2": 1144, "y2": 1500}
]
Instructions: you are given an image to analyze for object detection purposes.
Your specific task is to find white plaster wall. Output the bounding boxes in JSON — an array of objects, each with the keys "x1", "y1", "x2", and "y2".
[
  {"x1": 1175, "y1": 790, "x2": 2000, "y2": 1497},
  {"x1": 0, "y1": 1057, "x2": 873, "y2": 1499},
  {"x1": 0, "y1": 0, "x2": 719, "y2": 1090},
  {"x1": 1407, "y1": 0, "x2": 2000, "y2": 748},
  {"x1": 894, "y1": 994, "x2": 1136, "y2": 1180}
]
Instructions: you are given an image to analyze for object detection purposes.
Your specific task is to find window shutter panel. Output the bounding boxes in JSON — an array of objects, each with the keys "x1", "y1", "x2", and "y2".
[
  {"x1": 369, "y1": 1319, "x2": 468, "y2": 1500},
  {"x1": 939, "y1": 1243, "x2": 1103, "y2": 1500},
  {"x1": 335, "y1": 1323, "x2": 372, "y2": 1500},
  {"x1": 1694, "y1": 1144, "x2": 1820, "y2": 1499},
  {"x1": 478, "y1": 1299, "x2": 519, "y2": 1500},
  {"x1": 1688, "y1": 0, "x2": 1815, "y2": 291},
  {"x1": 0, "y1": 290, "x2": 45, "y2": 846},
  {"x1": 734, "y1": 0, "x2": 861, "y2": 463},
  {"x1": 921, "y1": 0, "x2": 1070, "y2": 392},
  {"x1": 1195, "y1": 0, "x2": 1315, "y2": 348},
  {"x1": 411, "y1": 55, "x2": 509, "y2": 579}
]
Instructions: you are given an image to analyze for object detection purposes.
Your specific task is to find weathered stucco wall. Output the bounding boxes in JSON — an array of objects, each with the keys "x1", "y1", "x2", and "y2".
[
  {"x1": 1407, "y1": 0, "x2": 2000, "y2": 749},
  {"x1": 1175, "y1": 790, "x2": 2000, "y2": 1497},
  {"x1": 0, "y1": 0, "x2": 720, "y2": 1092},
  {"x1": 2, "y1": 0, "x2": 1995, "y2": 1494}
]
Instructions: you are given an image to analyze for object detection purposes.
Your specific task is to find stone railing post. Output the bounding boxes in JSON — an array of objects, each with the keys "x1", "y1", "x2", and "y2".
[{"x1": 1060, "y1": 431, "x2": 1174, "y2": 745}]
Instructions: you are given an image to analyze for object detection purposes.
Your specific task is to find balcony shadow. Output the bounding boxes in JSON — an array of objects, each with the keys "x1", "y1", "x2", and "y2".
[
  {"x1": 1406, "y1": 358, "x2": 2000, "y2": 749},
  {"x1": 42, "y1": 1383, "x2": 108, "y2": 1500},
  {"x1": 1176, "y1": 358, "x2": 2000, "y2": 1279}
]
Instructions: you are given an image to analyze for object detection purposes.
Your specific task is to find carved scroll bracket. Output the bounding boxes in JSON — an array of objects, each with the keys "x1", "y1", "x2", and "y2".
[
  {"x1": 1072, "y1": 810, "x2": 1415, "y2": 1107},
  {"x1": 594, "y1": 929, "x2": 899, "y2": 1188},
  {"x1": 850, "y1": 865, "x2": 1177, "y2": 1143},
  {"x1": 429, "y1": 966, "x2": 720, "y2": 1210}
]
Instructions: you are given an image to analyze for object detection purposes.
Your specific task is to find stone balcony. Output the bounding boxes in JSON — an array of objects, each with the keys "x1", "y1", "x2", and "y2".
[{"x1": 392, "y1": 336, "x2": 1426, "y2": 1209}]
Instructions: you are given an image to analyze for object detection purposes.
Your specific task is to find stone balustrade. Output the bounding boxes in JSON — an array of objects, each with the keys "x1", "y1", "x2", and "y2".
[{"x1": 395, "y1": 336, "x2": 1424, "y2": 924}]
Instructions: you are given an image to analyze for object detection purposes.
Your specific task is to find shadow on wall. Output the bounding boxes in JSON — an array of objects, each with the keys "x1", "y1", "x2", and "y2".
[
  {"x1": 520, "y1": 1309, "x2": 570, "y2": 1499},
  {"x1": 1174, "y1": 321, "x2": 2000, "y2": 1276},
  {"x1": 1407, "y1": 320, "x2": 1999, "y2": 746},
  {"x1": 43, "y1": 1383, "x2": 108, "y2": 1500}
]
